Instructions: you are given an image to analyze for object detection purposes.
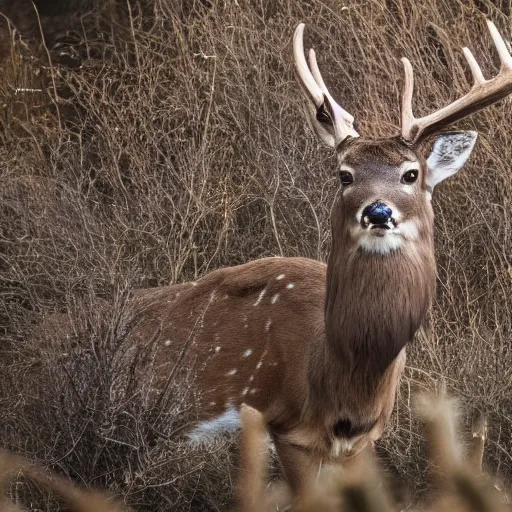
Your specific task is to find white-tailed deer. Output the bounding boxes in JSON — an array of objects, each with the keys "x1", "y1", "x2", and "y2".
[{"x1": 129, "y1": 20, "x2": 512, "y2": 494}]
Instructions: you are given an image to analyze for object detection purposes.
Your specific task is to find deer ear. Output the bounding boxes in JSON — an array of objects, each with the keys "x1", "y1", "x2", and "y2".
[
  {"x1": 302, "y1": 100, "x2": 337, "y2": 148},
  {"x1": 425, "y1": 131, "x2": 478, "y2": 190}
]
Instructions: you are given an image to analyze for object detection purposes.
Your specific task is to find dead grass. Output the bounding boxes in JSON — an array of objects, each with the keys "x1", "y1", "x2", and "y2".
[
  {"x1": 0, "y1": 0, "x2": 511, "y2": 510},
  {"x1": 0, "y1": 395, "x2": 506, "y2": 512}
]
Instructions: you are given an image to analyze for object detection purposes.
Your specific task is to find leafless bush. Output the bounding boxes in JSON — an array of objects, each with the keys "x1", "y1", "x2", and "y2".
[
  {"x1": 0, "y1": 0, "x2": 511, "y2": 510},
  {"x1": 1, "y1": 289, "x2": 241, "y2": 510}
]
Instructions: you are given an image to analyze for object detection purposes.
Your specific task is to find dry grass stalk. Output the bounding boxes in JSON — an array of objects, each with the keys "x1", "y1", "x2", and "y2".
[
  {"x1": 236, "y1": 405, "x2": 270, "y2": 512},
  {"x1": 468, "y1": 413, "x2": 488, "y2": 475},
  {"x1": 0, "y1": 450, "x2": 128, "y2": 512}
]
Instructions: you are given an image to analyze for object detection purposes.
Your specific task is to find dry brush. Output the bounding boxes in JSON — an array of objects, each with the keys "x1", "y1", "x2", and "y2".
[{"x1": 0, "y1": 0, "x2": 511, "y2": 510}]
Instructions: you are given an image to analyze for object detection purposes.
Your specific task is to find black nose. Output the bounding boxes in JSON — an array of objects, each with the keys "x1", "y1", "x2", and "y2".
[{"x1": 362, "y1": 201, "x2": 392, "y2": 225}]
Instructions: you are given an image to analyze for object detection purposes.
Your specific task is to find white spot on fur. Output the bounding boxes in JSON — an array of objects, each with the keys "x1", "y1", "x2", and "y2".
[
  {"x1": 226, "y1": 368, "x2": 237, "y2": 376},
  {"x1": 242, "y1": 349, "x2": 253, "y2": 357},
  {"x1": 164, "y1": 339, "x2": 171, "y2": 346},
  {"x1": 253, "y1": 347, "x2": 268, "y2": 375},
  {"x1": 187, "y1": 407, "x2": 241, "y2": 442},
  {"x1": 265, "y1": 319, "x2": 272, "y2": 332},
  {"x1": 286, "y1": 283, "x2": 294, "y2": 289},
  {"x1": 191, "y1": 282, "x2": 198, "y2": 287},
  {"x1": 253, "y1": 288, "x2": 266, "y2": 306},
  {"x1": 209, "y1": 401, "x2": 216, "y2": 407},
  {"x1": 215, "y1": 346, "x2": 221, "y2": 354},
  {"x1": 249, "y1": 375, "x2": 254, "y2": 382},
  {"x1": 249, "y1": 389, "x2": 258, "y2": 394},
  {"x1": 241, "y1": 387, "x2": 249, "y2": 396},
  {"x1": 276, "y1": 274, "x2": 285, "y2": 280},
  {"x1": 271, "y1": 294, "x2": 279, "y2": 304}
]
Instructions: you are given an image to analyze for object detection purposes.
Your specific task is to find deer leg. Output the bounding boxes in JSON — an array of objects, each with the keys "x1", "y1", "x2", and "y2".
[{"x1": 273, "y1": 437, "x2": 322, "y2": 496}]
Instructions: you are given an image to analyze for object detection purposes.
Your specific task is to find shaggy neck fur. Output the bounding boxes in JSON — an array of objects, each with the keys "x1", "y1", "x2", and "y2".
[{"x1": 309, "y1": 203, "x2": 436, "y2": 420}]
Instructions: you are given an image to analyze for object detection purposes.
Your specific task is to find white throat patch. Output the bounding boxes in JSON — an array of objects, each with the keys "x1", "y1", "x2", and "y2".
[
  {"x1": 350, "y1": 219, "x2": 419, "y2": 255},
  {"x1": 358, "y1": 232, "x2": 403, "y2": 254}
]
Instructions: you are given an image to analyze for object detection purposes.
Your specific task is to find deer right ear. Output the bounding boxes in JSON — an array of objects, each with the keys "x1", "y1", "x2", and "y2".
[{"x1": 425, "y1": 131, "x2": 478, "y2": 191}]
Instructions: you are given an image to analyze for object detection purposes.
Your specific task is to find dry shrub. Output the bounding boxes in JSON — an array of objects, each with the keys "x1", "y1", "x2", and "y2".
[
  {"x1": 1, "y1": 291, "x2": 244, "y2": 510},
  {"x1": 0, "y1": 0, "x2": 511, "y2": 510},
  {"x1": 1, "y1": 290, "x2": 239, "y2": 510}
]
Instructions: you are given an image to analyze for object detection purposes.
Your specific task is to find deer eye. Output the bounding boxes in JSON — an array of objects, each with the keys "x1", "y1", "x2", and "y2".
[
  {"x1": 339, "y1": 171, "x2": 354, "y2": 186},
  {"x1": 401, "y1": 169, "x2": 419, "y2": 184}
]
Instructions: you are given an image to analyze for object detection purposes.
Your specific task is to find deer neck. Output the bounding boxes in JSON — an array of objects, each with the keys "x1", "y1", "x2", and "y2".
[{"x1": 314, "y1": 215, "x2": 436, "y2": 412}]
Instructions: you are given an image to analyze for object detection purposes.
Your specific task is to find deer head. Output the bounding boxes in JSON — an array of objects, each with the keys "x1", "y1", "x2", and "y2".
[
  {"x1": 294, "y1": 20, "x2": 512, "y2": 258},
  {"x1": 294, "y1": 20, "x2": 512, "y2": 420}
]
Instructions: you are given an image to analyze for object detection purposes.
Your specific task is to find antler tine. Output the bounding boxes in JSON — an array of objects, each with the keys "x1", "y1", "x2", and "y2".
[
  {"x1": 400, "y1": 57, "x2": 415, "y2": 140},
  {"x1": 307, "y1": 48, "x2": 328, "y2": 92},
  {"x1": 487, "y1": 18, "x2": 512, "y2": 70},
  {"x1": 308, "y1": 48, "x2": 357, "y2": 128},
  {"x1": 293, "y1": 23, "x2": 358, "y2": 144},
  {"x1": 293, "y1": 23, "x2": 325, "y2": 108},
  {"x1": 401, "y1": 19, "x2": 512, "y2": 143},
  {"x1": 462, "y1": 47, "x2": 486, "y2": 84}
]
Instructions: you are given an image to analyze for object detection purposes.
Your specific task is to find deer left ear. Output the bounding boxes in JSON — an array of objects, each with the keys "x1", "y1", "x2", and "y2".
[{"x1": 425, "y1": 131, "x2": 478, "y2": 191}]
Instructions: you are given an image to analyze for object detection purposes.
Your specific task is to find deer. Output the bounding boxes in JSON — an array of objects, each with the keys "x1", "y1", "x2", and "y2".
[{"x1": 127, "y1": 19, "x2": 512, "y2": 495}]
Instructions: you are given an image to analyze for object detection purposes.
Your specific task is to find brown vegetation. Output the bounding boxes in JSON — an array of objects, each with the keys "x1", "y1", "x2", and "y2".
[
  {"x1": 0, "y1": 0, "x2": 511, "y2": 510},
  {"x1": 235, "y1": 396, "x2": 508, "y2": 512},
  {"x1": 0, "y1": 395, "x2": 506, "y2": 511}
]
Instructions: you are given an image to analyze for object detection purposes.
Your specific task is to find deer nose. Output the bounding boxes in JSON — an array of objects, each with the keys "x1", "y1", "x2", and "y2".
[{"x1": 362, "y1": 201, "x2": 392, "y2": 225}]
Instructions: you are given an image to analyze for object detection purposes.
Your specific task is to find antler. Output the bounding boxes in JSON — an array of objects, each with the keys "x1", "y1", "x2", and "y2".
[
  {"x1": 293, "y1": 23, "x2": 359, "y2": 145},
  {"x1": 401, "y1": 19, "x2": 512, "y2": 143}
]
